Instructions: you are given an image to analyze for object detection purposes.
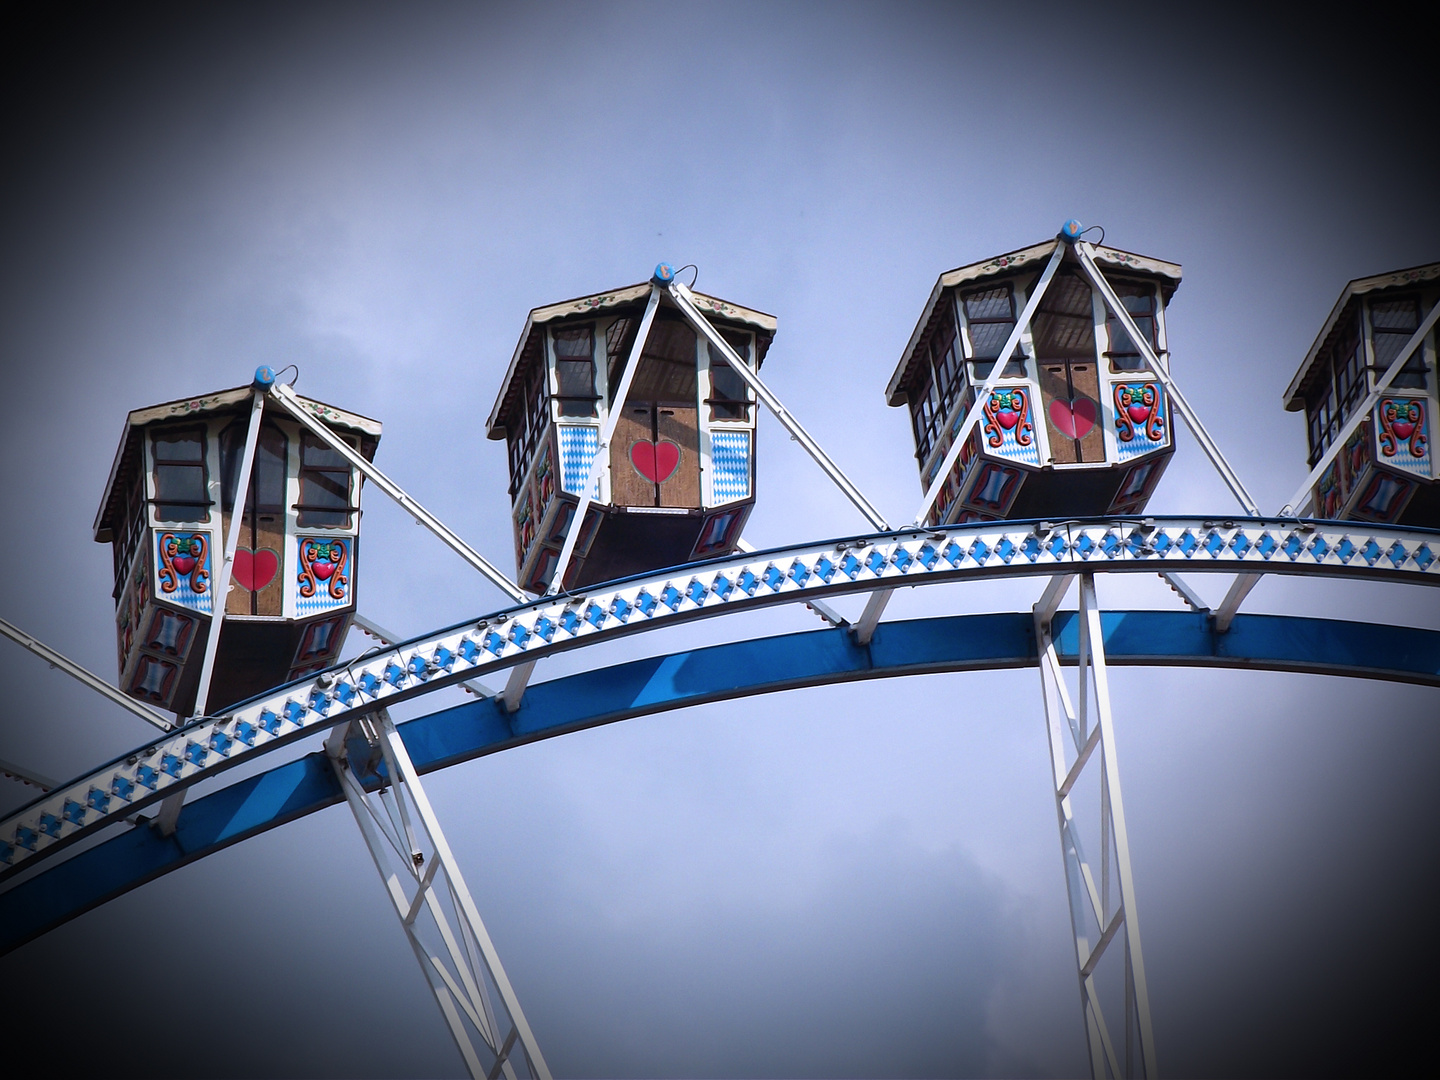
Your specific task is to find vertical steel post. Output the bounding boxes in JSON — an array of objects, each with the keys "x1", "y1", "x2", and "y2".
[
  {"x1": 1034, "y1": 572, "x2": 1156, "y2": 1078},
  {"x1": 327, "y1": 709, "x2": 552, "y2": 1080}
]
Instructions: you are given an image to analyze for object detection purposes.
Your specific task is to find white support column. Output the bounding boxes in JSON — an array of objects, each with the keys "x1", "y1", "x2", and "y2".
[
  {"x1": 268, "y1": 382, "x2": 527, "y2": 605},
  {"x1": 498, "y1": 661, "x2": 536, "y2": 713},
  {"x1": 668, "y1": 279, "x2": 892, "y2": 532},
  {"x1": 1033, "y1": 572, "x2": 1156, "y2": 1079},
  {"x1": 1157, "y1": 572, "x2": 1210, "y2": 614},
  {"x1": 328, "y1": 709, "x2": 553, "y2": 1080},
  {"x1": 546, "y1": 284, "x2": 663, "y2": 595}
]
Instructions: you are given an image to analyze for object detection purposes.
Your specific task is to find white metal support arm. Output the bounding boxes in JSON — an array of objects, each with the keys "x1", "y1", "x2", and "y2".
[
  {"x1": 856, "y1": 243, "x2": 1068, "y2": 646},
  {"x1": 546, "y1": 284, "x2": 663, "y2": 595},
  {"x1": 0, "y1": 616, "x2": 173, "y2": 733},
  {"x1": 0, "y1": 756, "x2": 57, "y2": 791},
  {"x1": 190, "y1": 385, "x2": 266, "y2": 721},
  {"x1": 668, "y1": 279, "x2": 892, "y2": 532},
  {"x1": 269, "y1": 382, "x2": 527, "y2": 605},
  {"x1": 912, "y1": 242, "x2": 1067, "y2": 529},
  {"x1": 1073, "y1": 239, "x2": 1261, "y2": 518},
  {"x1": 158, "y1": 382, "x2": 267, "y2": 836}
]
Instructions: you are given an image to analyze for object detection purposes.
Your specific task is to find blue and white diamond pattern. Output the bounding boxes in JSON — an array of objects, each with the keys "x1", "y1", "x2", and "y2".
[
  {"x1": 709, "y1": 431, "x2": 751, "y2": 503},
  {"x1": 558, "y1": 425, "x2": 600, "y2": 498},
  {"x1": 6, "y1": 517, "x2": 1438, "y2": 877},
  {"x1": 991, "y1": 419, "x2": 1041, "y2": 467}
]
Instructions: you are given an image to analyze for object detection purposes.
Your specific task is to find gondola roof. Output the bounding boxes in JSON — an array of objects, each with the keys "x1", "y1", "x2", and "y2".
[
  {"x1": 886, "y1": 239, "x2": 1182, "y2": 407},
  {"x1": 485, "y1": 283, "x2": 776, "y2": 440},
  {"x1": 93, "y1": 385, "x2": 381, "y2": 542}
]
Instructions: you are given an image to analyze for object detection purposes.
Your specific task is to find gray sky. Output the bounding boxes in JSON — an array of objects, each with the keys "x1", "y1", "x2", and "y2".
[{"x1": 1, "y1": 4, "x2": 1437, "y2": 1077}]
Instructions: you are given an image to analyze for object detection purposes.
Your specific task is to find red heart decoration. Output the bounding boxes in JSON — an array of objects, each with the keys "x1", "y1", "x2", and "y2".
[
  {"x1": 172, "y1": 555, "x2": 196, "y2": 576},
  {"x1": 1393, "y1": 421, "x2": 1415, "y2": 440},
  {"x1": 1049, "y1": 397, "x2": 1097, "y2": 440},
  {"x1": 630, "y1": 440, "x2": 680, "y2": 484},
  {"x1": 996, "y1": 409, "x2": 1018, "y2": 430},
  {"x1": 1127, "y1": 404, "x2": 1151, "y2": 424},
  {"x1": 232, "y1": 548, "x2": 278, "y2": 592},
  {"x1": 312, "y1": 560, "x2": 335, "y2": 581}
]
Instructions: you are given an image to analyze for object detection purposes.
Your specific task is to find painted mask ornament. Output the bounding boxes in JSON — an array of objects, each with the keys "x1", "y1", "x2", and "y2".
[
  {"x1": 982, "y1": 388, "x2": 1033, "y2": 448},
  {"x1": 298, "y1": 538, "x2": 349, "y2": 601},
  {"x1": 1114, "y1": 383, "x2": 1165, "y2": 443},
  {"x1": 158, "y1": 533, "x2": 208, "y2": 594},
  {"x1": 1378, "y1": 398, "x2": 1427, "y2": 459}
]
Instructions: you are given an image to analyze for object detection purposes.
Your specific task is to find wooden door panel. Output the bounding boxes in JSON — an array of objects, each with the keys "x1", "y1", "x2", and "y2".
[
  {"x1": 252, "y1": 513, "x2": 285, "y2": 616},
  {"x1": 611, "y1": 405, "x2": 657, "y2": 507},
  {"x1": 1068, "y1": 362, "x2": 1106, "y2": 463},
  {"x1": 656, "y1": 406, "x2": 700, "y2": 507},
  {"x1": 221, "y1": 509, "x2": 248, "y2": 614},
  {"x1": 1039, "y1": 364, "x2": 1079, "y2": 464}
]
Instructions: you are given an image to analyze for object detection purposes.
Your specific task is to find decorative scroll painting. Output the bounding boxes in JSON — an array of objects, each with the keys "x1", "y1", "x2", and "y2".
[
  {"x1": 558, "y1": 425, "x2": 600, "y2": 497},
  {"x1": 1374, "y1": 397, "x2": 1431, "y2": 478},
  {"x1": 981, "y1": 388, "x2": 1041, "y2": 467},
  {"x1": 1113, "y1": 382, "x2": 1169, "y2": 462},
  {"x1": 709, "y1": 430, "x2": 752, "y2": 503},
  {"x1": 155, "y1": 532, "x2": 212, "y2": 614},
  {"x1": 295, "y1": 537, "x2": 351, "y2": 617}
]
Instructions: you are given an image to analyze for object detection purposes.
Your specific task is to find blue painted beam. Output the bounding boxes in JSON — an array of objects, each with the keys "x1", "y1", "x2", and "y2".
[{"x1": 2, "y1": 611, "x2": 1435, "y2": 954}]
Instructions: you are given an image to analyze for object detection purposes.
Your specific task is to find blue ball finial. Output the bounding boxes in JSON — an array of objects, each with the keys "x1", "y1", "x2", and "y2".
[
  {"x1": 1060, "y1": 219, "x2": 1084, "y2": 243},
  {"x1": 253, "y1": 366, "x2": 276, "y2": 388},
  {"x1": 652, "y1": 262, "x2": 675, "y2": 284}
]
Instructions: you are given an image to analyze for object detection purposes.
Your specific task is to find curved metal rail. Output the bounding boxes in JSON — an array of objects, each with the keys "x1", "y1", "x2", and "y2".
[
  {"x1": 2, "y1": 608, "x2": 1436, "y2": 955},
  {"x1": 4, "y1": 516, "x2": 1438, "y2": 880}
]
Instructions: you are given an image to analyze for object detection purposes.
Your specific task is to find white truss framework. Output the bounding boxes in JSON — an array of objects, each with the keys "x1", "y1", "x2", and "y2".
[
  {"x1": 326, "y1": 708, "x2": 552, "y2": 1080},
  {"x1": 1035, "y1": 574, "x2": 1156, "y2": 1079}
]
